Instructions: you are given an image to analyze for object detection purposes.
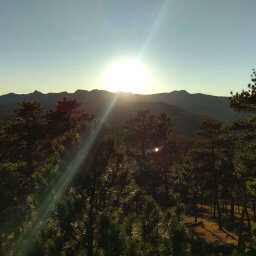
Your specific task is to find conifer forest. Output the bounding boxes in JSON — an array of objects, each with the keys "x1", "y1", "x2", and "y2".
[{"x1": 1, "y1": 71, "x2": 256, "y2": 256}]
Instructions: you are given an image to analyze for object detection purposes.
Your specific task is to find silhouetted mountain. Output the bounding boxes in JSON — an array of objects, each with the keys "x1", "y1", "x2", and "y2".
[
  {"x1": 120, "y1": 90, "x2": 238, "y2": 121},
  {"x1": 0, "y1": 89, "x2": 239, "y2": 136}
]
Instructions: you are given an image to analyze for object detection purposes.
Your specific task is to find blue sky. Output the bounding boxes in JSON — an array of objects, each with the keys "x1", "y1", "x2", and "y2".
[{"x1": 0, "y1": 0, "x2": 255, "y2": 96}]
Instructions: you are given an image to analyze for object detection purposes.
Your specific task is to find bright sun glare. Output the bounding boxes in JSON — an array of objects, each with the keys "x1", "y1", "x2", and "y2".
[{"x1": 106, "y1": 59, "x2": 149, "y2": 94}]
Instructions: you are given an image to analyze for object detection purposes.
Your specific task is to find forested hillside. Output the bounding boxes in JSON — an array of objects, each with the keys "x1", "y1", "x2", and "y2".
[
  {"x1": 1, "y1": 71, "x2": 256, "y2": 256},
  {"x1": 0, "y1": 89, "x2": 234, "y2": 122},
  {"x1": 0, "y1": 90, "x2": 240, "y2": 137}
]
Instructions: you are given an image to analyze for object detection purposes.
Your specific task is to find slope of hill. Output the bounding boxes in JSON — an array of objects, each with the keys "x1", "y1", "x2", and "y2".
[
  {"x1": 107, "y1": 101, "x2": 203, "y2": 137},
  {"x1": 0, "y1": 89, "x2": 239, "y2": 136},
  {"x1": 122, "y1": 90, "x2": 238, "y2": 121}
]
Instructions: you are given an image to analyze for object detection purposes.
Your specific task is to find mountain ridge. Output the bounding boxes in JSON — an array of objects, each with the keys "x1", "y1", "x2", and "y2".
[{"x1": 0, "y1": 89, "x2": 240, "y2": 136}]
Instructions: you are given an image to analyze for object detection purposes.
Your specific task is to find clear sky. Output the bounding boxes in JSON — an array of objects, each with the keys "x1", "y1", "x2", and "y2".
[{"x1": 0, "y1": 0, "x2": 255, "y2": 96}]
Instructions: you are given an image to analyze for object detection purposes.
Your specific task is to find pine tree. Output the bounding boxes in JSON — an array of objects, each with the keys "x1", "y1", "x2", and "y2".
[{"x1": 196, "y1": 118, "x2": 224, "y2": 230}]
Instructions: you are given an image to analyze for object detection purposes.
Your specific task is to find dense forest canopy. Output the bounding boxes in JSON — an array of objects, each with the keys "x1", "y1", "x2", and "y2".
[{"x1": 1, "y1": 71, "x2": 256, "y2": 255}]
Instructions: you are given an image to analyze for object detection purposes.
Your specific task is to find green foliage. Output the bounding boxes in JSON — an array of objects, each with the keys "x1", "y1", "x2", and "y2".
[
  {"x1": 97, "y1": 215, "x2": 127, "y2": 256},
  {"x1": 230, "y1": 69, "x2": 256, "y2": 113},
  {"x1": 174, "y1": 203, "x2": 186, "y2": 223},
  {"x1": 4, "y1": 79, "x2": 256, "y2": 256}
]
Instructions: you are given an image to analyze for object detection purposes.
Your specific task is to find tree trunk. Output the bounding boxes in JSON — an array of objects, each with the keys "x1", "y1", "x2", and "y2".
[
  {"x1": 200, "y1": 199, "x2": 203, "y2": 217},
  {"x1": 253, "y1": 196, "x2": 256, "y2": 221},
  {"x1": 225, "y1": 195, "x2": 227, "y2": 213},
  {"x1": 213, "y1": 192, "x2": 216, "y2": 219},
  {"x1": 210, "y1": 193, "x2": 213, "y2": 215},
  {"x1": 164, "y1": 169, "x2": 169, "y2": 207},
  {"x1": 215, "y1": 189, "x2": 222, "y2": 230},
  {"x1": 231, "y1": 196, "x2": 235, "y2": 223},
  {"x1": 0, "y1": 234, "x2": 3, "y2": 256},
  {"x1": 88, "y1": 183, "x2": 95, "y2": 256},
  {"x1": 245, "y1": 204, "x2": 251, "y2": 231},
  {"x1": 212, "y1": 154, "x2": 221, "y2": 229},
  {"x1": 194, "y1": 192, "x2": 198, "y2": 223},
  {"x1": 222, "y1": 194, "x2": 225, "y2": 213},
  {"x1": 238, "y1": 203, "x2": 245, "y2": 246}
]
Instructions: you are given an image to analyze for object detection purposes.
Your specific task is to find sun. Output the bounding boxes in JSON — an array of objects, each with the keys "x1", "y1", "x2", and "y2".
[{"x1": 106, "y1": 59, "x2": 149, "y2": 94}]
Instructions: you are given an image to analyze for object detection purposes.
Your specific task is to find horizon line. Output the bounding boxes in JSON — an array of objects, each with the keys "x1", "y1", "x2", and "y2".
[{"x1": 0, "y1": 88, "x2": 230, "y2": 98}]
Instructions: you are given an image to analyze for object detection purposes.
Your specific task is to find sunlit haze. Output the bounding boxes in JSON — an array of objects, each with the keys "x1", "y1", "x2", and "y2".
[
  {"x1": 1, "y1": 0, "x2": 256, "y2": 95},
  {"x1": 106, "y1": 59, "x2": 149, "y2": 94}
]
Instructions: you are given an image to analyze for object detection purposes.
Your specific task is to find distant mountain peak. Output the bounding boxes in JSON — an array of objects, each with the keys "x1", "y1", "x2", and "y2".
[
  {"x1": 172, "y1": 90, "x2": 189, "y2": 94},
  {"x1": 75, "y1": 89, "x2": 88, "y2": 94},
  {"x1": 33, "y1": 90, "x2": 43, "y2": 95}
]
